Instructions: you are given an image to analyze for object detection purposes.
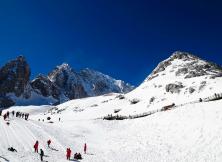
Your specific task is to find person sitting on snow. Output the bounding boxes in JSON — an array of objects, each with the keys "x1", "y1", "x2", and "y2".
[{"x1": 8, "y1": 147, "x2": 17, "y2": 152}]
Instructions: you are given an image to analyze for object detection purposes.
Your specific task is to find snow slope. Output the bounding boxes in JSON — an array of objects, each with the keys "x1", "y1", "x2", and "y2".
[
  {"x1": 1, "y1": 99, "x2": 222, "y2": 162},
  {"x1": 1, "y1": 51, "x2": 222, "y2": 162}
]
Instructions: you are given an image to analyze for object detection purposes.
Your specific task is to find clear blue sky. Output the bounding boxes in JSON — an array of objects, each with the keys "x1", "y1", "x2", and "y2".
[{"x1": 0, "y1": 0, "x2": 222, "y2": 85}]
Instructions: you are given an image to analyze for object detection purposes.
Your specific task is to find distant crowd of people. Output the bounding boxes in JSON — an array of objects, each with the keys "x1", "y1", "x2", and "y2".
[{"x1": 0, "y1": 110, "x2": 29, "y2": 121}]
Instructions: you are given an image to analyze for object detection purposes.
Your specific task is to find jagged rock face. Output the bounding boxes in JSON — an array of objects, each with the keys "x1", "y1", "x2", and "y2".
[
  {"x1": 48, "y1": 64, "x2": 134, "y2": 100},
  {"x1": 31, "y1": 75, "x2": 60, "y2": 99},
  {"x1": 0, "y1": 56, "x2": 30, "y2": 97},
  {"x1": 48, "y1": 64, "x2": 88, "y2": 99},
  {"x1": 0, "y1": 56, "x2": 133, "y2": 108},
  {"x1": 79, "y1": 68, "x2": 133, "y2": 96}
]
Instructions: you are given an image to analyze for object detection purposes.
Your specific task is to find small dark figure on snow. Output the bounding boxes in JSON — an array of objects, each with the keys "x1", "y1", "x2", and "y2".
[
  {"x1": 59, "y1": 118, "x2": 61, "y2": 122},
  {"x1": 8, "y1": 147, "x2": 17, "y2": 152},
  {"x1": 40, "y1": 149, "x2": 44, "y2": 161},
  {"x1": 66, "y1": 148, "x2": 71, "y2": 160},
  {"x1": 47, "y1": 139, "x2": 51, "y2": 147},
  {"x1": 3, "y1": 114, "x2": 7, "y2": 120},
  {"x1": 12, "y1": 111, "x2": 15, "y2": 117},
  {"x1": 74, "y1": 153, "x2": 82, "y2": 160},
  {"x1": 84, "y1": 143, "x2": 87, "y2": 154},
  {"x1": 0, "y1": 110, "x2": 2, "y2": 116},
  {"x1": 34, "y1": 141, "x2": 39, "y2": 153},
  {"x1": 25, "y1": 113, "x2": 29, "y2": 120}
]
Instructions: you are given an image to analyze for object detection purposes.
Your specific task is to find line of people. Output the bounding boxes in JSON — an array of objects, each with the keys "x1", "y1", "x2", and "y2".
[
  {"x1": 34, "y1": 140, "x2": 87, "y2": 161},
  {"x1": 15, "y1": 111, "x2": 29, "y2": 120},
  {"x1": 0, "y1": 110, "x2": 29, "y2": 121}
]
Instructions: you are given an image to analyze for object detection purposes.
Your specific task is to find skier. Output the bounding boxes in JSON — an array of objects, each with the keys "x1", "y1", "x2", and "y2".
[
  {"x1": 66, "y1": 148, "x2": 71, "y2": 160},
  {"x1": 84, "y1": 143, "x2": 87, "y2": 154},
  {"x1": 0, "y1": 110, "x2": 2, "y2": 116},
  {"x1": 47, "y1": 139, "x2": 51, "y2": 147},
  {"x1": 34, "y1": 141, "x2": 39, "y2": 153},
  {"x1": 40, "y1": 149, "x2": 44, "y2": 161}
]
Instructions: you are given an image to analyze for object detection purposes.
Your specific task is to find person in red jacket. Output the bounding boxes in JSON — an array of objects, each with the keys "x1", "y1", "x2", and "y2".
[
  {"x1": 66, "y1": 148, "x2": 71, "y2": 160},
  {"x1": 47, "y1": 139, "x2": 51, "y2": 147},
  {"x1": 84, "y1": 143, "x2": 87, "y2": 154},
  {"x1": 34, "y1": 141, "x2": 39, "y2": 153}
]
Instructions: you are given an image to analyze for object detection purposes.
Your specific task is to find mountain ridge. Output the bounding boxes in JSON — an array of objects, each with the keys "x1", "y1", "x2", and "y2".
[{"x1": 0, "y1": 55, "x2": 134, "y2": 108}]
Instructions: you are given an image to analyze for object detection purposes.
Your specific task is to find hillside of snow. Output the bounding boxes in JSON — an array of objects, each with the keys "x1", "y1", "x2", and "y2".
[
  {"x1": 1, "y1": 98, "x2": 222, "y2": 162},
  {"x1": 1, "y1": 51, "x2": 222, "y2": 162}
]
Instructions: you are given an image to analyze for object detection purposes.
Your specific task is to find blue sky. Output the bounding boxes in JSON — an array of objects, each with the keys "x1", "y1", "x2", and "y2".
[{"x1": 0, "y1": 0, "x2": 222, "y2": 85}]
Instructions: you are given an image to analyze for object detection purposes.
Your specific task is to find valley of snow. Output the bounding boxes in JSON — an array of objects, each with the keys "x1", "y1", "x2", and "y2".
[{"x1": 1, "y1": 52, "x2": 222, "y2": 162}]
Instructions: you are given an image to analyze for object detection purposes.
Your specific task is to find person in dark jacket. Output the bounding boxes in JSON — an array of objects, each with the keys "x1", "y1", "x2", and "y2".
[
  {"x1": 12, "y1": 111, "x2": 15, "y2": 117},
  {"x1": 47, "y1": 139, "x2": 51, "y2": 147},
  {"x1": 40, "y1": 149, "x2": 44, "y2": 161},
  {"x1": 3, "y1": 114, "x2": 7, "y2": 120}
]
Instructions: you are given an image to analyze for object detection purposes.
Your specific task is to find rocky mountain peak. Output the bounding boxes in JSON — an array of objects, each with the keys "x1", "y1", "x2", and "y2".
[
  {"x1": 0, "y1": 56, "x2": 134, "y2": 108},
  {"x1": 0, "y1": 55, "x2": 30, "y2": 96},
  {"x1": 169, "y1": 51, "x2": 199, "y2": 60},
  {"x1": 146, "y1": 51, "x2": 222, "y2": 81},
  {"x1": 56, "y1": 63, "x2": 72, "y2": 71}
]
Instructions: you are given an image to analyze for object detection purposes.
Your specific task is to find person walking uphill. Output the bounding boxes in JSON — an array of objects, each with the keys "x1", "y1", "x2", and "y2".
[
  {"x1": 84, "y1": 143, "x2": 87, "y2": 154},
  {"x1": 66, "y1": 148, "x2": 71, "y2": 160},
  {"x1": 40, "y1": 149, "x2": 44, "y2": 161},
  {"x1": 34, "y1": 141, "x2": 39, "y2": 153},
  {"x1": 47, "y1": 139, "x2": 51, "y2": 147}
]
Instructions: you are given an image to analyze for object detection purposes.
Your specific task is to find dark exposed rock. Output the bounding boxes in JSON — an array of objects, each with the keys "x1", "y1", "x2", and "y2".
[
  {"x1": 0, "y1": 96, "x2": 15, "y2": 108},
  {"x1": 0, "y1": 55, "x2": 30, "y2": 97},
  {"x1": 176, "y1": 68, "x2": 188, "y2": 76},
  {"x1": 48, "y1": 64, "x2": 134, "y2": 100},
  {"x1": 31, "y1": 74, "x2": 60, "y2": 99},
  {"x1": 165, "y1": 82, "x2": 184, "y2": 93},
  {"x1": 0, "y1": 57, "x2": 133, "y2": 108},
  {"x1": 189, "y1": 87, "x2": 195, "y2": 94}
]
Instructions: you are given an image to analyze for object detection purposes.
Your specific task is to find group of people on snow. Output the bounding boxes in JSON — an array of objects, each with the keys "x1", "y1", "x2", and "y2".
[
  {"x1": 34, "y1": 140, "x2": 87, "y2": 161},
  {"x1": 15, "y1": 111, "x2": 29, "y2": 120},
  {"x1": 0, "y1": 110, "x2": 29, "y2": 121},
  {"x1": 2, "y1": 111, "x2": 10, "y2": 120}
]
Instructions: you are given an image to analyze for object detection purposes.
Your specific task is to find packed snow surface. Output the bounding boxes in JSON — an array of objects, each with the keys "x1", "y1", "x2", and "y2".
[{"x1": 1, "y1": 96, "x2": 222, "y2": 162}]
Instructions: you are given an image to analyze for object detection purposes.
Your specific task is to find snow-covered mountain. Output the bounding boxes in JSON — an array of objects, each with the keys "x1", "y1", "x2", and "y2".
[
  {"x1": 124, "y1": 51, "x2": 222, "y2": 112},
  {"x1": 0, "y1": 56, "x2": 134, "y2": 108},
  {"x1": 1, "y1": 51, "x2": 222, "y2": 162}
]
